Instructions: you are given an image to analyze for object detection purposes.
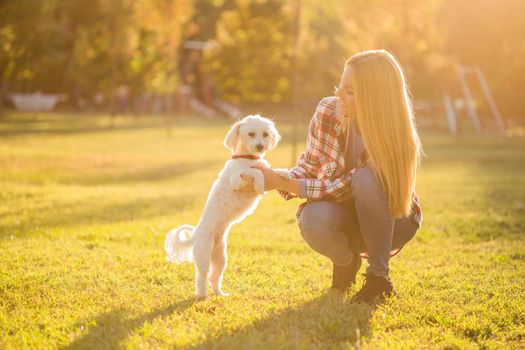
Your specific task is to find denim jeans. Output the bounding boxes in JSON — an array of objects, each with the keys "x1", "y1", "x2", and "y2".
[{"x1": 297, "y1": 167, "x2": 420, "y2": 278}]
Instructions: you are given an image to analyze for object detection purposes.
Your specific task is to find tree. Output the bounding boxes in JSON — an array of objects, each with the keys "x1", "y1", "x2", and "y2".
[{"x1": 204, "y1": 0, "x2": 293, "y2": 104}]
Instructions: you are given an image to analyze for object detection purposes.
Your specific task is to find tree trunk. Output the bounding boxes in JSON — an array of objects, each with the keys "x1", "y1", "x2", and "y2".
[{"x1": 0, "y1": 81, "x2": 8, "y2": 116}]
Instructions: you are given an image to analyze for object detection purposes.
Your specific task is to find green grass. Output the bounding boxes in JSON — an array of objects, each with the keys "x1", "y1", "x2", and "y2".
[{"x1": 1, "y1": 112, "x2": 524, "y2": 349}]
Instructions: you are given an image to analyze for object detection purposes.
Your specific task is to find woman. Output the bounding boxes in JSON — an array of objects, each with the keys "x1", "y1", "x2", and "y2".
[{"x1": 240, "y1": 49, "x2": 422, "y2": 303}]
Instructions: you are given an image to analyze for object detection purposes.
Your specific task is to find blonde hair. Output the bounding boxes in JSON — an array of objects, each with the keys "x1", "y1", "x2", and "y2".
[{"x1": 347, "y1": 50, "x2": 421, "y2": 218}]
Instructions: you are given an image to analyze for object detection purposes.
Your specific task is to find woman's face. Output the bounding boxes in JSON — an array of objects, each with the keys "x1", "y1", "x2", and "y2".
[{"x1": 335, "y1": 65, "x2": 356, "y2": 118}]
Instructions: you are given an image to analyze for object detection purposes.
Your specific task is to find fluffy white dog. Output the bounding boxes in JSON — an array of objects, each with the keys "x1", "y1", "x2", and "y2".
[{"x1": 164, "y1": 115, "x2": 286, "y2": 299}]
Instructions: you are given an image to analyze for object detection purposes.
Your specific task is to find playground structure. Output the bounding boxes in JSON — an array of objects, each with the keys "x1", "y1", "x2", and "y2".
[
  {"x1": 180, "y1": 40, "x2": 241, "y2": 119},
  {"x1": 443, "y1": 65, "x2": 506, "y2": 135}
]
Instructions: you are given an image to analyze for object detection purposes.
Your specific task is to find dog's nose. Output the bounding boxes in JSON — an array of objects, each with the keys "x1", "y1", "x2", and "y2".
[{"x1": 256, "y1": 144, "x2": 264, "y2": 151}]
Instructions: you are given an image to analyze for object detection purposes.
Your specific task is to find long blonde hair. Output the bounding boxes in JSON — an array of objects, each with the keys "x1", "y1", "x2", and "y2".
[{"x1": 347, "y1": 50, "x2": 421, "y2": 218}]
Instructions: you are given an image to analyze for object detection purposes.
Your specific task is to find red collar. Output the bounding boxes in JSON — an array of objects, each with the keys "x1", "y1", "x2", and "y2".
[{"x1": 232, "y1": 154, "x2": 260, "y2": 160}]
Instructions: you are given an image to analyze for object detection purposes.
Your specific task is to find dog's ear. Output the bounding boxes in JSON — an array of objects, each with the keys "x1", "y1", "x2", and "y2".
[
  {"x1": 224, "y1": 119, "x2": 243, "y2": 151},
  {"x1": 267, "y1": 120, "x2": 281, "y2": 150}
]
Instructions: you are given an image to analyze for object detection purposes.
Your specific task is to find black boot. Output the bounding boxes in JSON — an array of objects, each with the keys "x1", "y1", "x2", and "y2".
[
  {"x1": 330, "y1": 254, "x2": 362, "y2": 292},
  {"x1": 350, "y1": 273, "x2": 396, "y2": 303}
]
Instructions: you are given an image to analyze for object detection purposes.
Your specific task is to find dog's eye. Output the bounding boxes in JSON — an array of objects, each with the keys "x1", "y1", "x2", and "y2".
[
  {"x1": 248, "y1": 132, "x2": 255, "y2": 137},
  {"x1": 262, "y1": 132, "x2": 268, "y2": 138}
]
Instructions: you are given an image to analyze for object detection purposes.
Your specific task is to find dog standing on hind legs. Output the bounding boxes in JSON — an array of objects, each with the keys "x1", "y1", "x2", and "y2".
[{"x1": 164, "y1": 115, "x2": 287, "y2": 300}]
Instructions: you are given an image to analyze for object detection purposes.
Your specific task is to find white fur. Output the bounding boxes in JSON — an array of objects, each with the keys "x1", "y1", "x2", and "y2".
[{"x1": 165, "y1": 115, "x2": 282, "y2": 299}]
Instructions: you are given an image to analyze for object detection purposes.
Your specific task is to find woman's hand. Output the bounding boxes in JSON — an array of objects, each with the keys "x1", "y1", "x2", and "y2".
[
  {"x1": 251, "y1": 164, "x2": 284, "y2": 191},
  {"x1": 235, "y1": 165, "x2": 284, "y2": 193},
  {"x1": 236, "y1": 174, "x2": 257, "y2": 194},
  {"x1": 236, "y1": 165, "x2": 301, "y2": 196}
]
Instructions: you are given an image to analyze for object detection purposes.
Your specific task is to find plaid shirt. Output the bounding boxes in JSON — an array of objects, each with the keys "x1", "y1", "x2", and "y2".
[{"x1": 279, "y1": 96, "x2": 423, "y2": 227}]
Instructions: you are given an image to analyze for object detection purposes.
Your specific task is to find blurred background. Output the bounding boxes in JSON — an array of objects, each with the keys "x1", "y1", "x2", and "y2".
[{"x1": 1, "y1": 0, "x2": 525, "y2": 134}]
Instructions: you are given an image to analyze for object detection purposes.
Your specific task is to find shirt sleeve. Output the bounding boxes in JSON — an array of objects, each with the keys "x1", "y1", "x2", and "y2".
[
  {"x1": 299, "y1": 179, "x2": 307, "y2": 198},
  {"x1": 302, "y1": 168, "x2": 355, "y2": 202}
]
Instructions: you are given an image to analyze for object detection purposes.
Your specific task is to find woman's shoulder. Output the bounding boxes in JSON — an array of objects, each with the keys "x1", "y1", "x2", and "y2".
[
  {"x1": 316, "y1": 96, "x2": 338, "y2": 114},
  {"x1": 313, "y1": 96, "x2": 338, "y2": 123}
]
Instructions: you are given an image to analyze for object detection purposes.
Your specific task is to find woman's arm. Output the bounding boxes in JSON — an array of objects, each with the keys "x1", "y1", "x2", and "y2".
[
  {"x1": 257, "y1": 163, "x2": 356, "y2": 203},
  {"x1": 251, "y1": 165, "x2": 301, "y2": 193},
  {"x1": 237, "y1": 162, "x2": 355, "y2": 204},
  {"x1": 236, "y1": 166, "x2": 301, "y2": 195},
  {"x1": 278, "y1": 177, "x2": 302, "y2": 194}
]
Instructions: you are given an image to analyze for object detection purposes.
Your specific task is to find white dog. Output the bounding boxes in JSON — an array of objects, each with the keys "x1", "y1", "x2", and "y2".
[{"x1": 164, "y1": 115, "x2": 286, "y2": 299}]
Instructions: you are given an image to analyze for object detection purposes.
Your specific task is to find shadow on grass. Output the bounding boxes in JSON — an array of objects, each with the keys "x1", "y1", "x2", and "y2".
[
  {"x1": 0, "y1": 113, "x2": 245, "y2": 139},
  {"x1": 0, "y1": 112, "x2": 219, "y2": 138},
  {"x1": 58, "y1": 160, "x2": 224, "y2": 186},
  {"x1": 0, "y1": 112, "x2": 307, "y2": 145},
  {"x1": 1, "y1": 158, "x2": 227, "y2": 238},
  {"x1": 62, "y1": 292, "x2": 377, "y2": 349},
  {"x1": 0, "y1": 122, "x2": 171, "y2": 138},
  {"x1": 1, "y1": 193, "x2": 197, "y2": 238},
  {"x1": 191, "y1": 291, "x2": 376, "y2": 349},
  {"x1": 61, "y1": 298, "x2": 196, "y2": 350}
]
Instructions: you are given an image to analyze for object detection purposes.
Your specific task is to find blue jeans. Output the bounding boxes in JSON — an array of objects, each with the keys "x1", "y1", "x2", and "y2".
[{"x1": 297, "y1": 167, "x2": 420, "y2": 278}]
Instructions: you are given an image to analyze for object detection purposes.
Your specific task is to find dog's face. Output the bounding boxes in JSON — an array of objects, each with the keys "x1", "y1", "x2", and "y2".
[{"x1": 224, "y1": 115, "x2": 281, "y2": 156}]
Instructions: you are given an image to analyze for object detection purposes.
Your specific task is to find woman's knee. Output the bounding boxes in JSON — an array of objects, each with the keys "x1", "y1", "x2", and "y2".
[
  {"x1": 351, "y1": 167, "x2": 389, "y2": 210},
  {"x1": 298, "y1": 202, "x2": 354, "y2": 264},
  {"x1": 298, "y1": 201, "x2": 344, "y2": 245},
  {"x1": 352, "y1": 167, "x2": 381, "y2": 196}
]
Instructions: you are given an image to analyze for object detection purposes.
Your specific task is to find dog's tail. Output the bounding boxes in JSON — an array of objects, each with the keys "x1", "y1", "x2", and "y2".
[{"x1": 164, "y1": 225, "x2": 195, "y2": 264}]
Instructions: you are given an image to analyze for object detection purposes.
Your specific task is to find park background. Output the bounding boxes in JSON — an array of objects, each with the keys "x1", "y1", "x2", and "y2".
[{"x1": 1, "y1": 0, "x2": 525, "y2": 349}]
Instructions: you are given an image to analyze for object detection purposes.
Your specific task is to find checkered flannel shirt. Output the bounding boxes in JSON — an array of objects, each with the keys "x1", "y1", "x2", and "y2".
[{"x1": 278, "y1": 96, "x2": 423, "y2": 227}]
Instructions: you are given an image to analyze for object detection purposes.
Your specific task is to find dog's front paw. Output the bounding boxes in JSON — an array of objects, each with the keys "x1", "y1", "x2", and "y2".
[{"x1": 230, "y1": 173, "x2": 247, "y2": 190}]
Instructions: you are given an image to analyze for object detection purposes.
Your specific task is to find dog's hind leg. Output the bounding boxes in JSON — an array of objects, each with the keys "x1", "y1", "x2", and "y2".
[
  {"x1": 209, "y1": 238, "x2": 228, "y2": 297},
  {"x1": 193, "y1": 239, "x2": 213, "y2": 300}
]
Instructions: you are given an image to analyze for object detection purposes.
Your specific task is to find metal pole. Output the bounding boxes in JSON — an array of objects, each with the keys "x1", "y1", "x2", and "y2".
[
  {"x1": 474, "y1": 65, "x2": 506, "y2": 136},
  {"x1": 443, "y1": 93, "x2": 457, "y2": 135},
  {"x1": 457, "y1": 65, "x2": 482, "y2": 134}
]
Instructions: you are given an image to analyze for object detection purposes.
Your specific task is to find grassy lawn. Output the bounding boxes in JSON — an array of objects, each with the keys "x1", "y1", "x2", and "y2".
[{"x1": 1, "y1": 112, "x2": 524, "y2": 349}]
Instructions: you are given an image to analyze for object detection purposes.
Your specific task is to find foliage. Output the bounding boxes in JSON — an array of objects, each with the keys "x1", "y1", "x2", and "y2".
[
  {"x1": 1, "y1": 0, "x2": 525, "y2": 116},
  {"x1": 204, "y1": 0, "x2": 292, "y2": 103},
  {"x1": 0, "y1": 0, "x2": 193, "y2": 96}
]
